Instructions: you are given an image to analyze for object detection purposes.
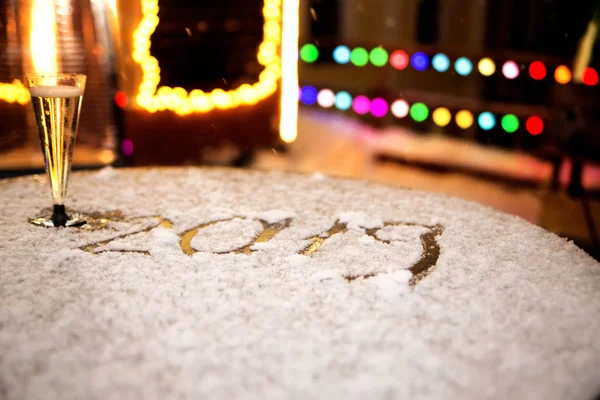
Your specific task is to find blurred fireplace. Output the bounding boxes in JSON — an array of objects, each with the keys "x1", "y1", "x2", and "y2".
[
  {"x1": 114, "y1": 0, "x2": 291, "y2": 166},
  {"x1": 0, "y1": 0, "x2": 119, "y2": 174}
]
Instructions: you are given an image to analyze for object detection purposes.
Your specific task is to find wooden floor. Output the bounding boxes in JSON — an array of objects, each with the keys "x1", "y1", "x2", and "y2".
[{"x1": 254, "y1": 109, "x2": 600, "y2": 257}]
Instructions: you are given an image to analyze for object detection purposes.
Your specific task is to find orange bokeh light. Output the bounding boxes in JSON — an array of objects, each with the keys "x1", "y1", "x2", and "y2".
[{"x1": 554, "y1": 65, "x2": 572, "y2": 85}]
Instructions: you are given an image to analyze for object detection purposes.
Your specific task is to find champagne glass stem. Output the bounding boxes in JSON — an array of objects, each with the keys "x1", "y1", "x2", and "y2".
[{"x1": 51, "y1": 204, "x2": 69, "y2": 227}]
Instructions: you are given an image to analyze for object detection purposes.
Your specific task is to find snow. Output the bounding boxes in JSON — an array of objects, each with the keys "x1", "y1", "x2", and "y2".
[
  {"x1": 311, "y1": 172, "x2": 326, "y2": 181},
  {"x1": 95, "y1": 166, "x2": 116, "y2": 181},
  {"x1": 253, "y1": 209, "x2": 296, "y2": 224},
  {"x1": 370, "y1": 270, "x2": 412, "y2": 298},
  {"x1": 250, "y1": 242, "x2": 277, "y2": 251},
  {"x1": 152, "y1": 227, "x2": 180, "y2": 246},
  {"x1": 190, "y1": 218, "x2": 263, "y2": 253},
  {"x1": 0, "y1": 167, "x2": 599, "y2": 400},
  {"x1": 338, "y1": 211, "x2": 383, "y2": 230}
]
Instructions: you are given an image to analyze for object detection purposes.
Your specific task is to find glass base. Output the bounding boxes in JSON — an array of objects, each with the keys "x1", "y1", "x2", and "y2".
[
  {"x1": 29, "y1": 216, "x2": 87, "y2": 228},
  {"x1": 29, "y1": 204, "x2": 86, "y2": 228}
]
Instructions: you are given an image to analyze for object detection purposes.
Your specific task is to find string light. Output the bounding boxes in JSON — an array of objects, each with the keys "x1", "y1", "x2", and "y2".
[
  {"x1": 0, "y1": 79, "x2": 30, "y2": 105},
  {"x1": 455, "y1": 110, "x2": 473, "y2": 129},
  {"x1": 478, "y1": 58, "x2": 496, "y2": 76},
  {"x1": 334, "y1": 91, "x2": 352, "y2": 110},
  {"x1": 477, "y1": 112, "x2": 496, "y2": 130},
  {"x1": 352, "y1": 95, "x2": 370, "y2": 115},
  {"x1": 132, "y1": 0, "x2": 287, "y2": 122},
  {"x1": 554, "y1": 65, "x2": 571, "y2": 84},
  {"x1": 410, "y1": 102, "x2": 429, "y2": 122},
  {"x1": 390, "y1": 50, "x2": 409, "y2": 70},
  {"x1": 350, "y1": 47, "x2": 369, "y2": 67},
  {"x1": 455, "y1": 57, "x2": 473, "y2": 76},
  {"x1": 300, "y1": 43, "x2": 319, "y2": 63},
  {"x1": 432, "y1": 53, "x2": 450, "y2": 72},
  {"x1": 529, "y1": 61, "x2": 546, "y2": 80},
  {"x1": 501, "y1": 114, "x2": 519, "y2": 133},
  {"x1": 333, "y1": 45, "x2": 351, "y2": 64},
  {"x1": 369, "y1": 47, "x2": 388, "y2": 67},
  {"x1": 582, "y1": 67, "x2": 599, "y2": 86},
  {"x1": 370, "y1": 98, "x2": 388, "y2": 117},
  {"x1": 432, "y1": 107, "x2": 451, "y2": 127},
  {"x1": 317, "y1": 89, "x2": 335, "y2": 108},
  {"x1": 299, "y1": 88, "x2": 550, "y2": 137},
  {"x1": 391, "y1": 100, "x2": 409, "y2": 118},
  {"x1": 526, "y1": 116, "x2": 544, "y2": 135},
  {"x1": 502, "y1": 61, "x2": 520, "y2": 79},
  {"x1": 410, "y1": 52, "x2": 429, "y2": 71}
]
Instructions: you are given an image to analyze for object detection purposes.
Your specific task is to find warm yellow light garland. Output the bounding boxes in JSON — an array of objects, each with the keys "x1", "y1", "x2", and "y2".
[
  {"x1": 132, "y1": 0, "x2": 285, "y2": 116},
  {"x1": 0, "y1": 80, "x2": 30, "y2": 105}
]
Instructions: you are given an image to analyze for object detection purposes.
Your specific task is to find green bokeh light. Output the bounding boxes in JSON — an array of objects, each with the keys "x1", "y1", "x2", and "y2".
[
  {"x1": 501, "y1": 114, "x2": 519, "y2": 133},
  {"x1": 369, "y1": 48, "x2": 389, "y2": 67},
  {"x1": 350, "y1": 47, "x2": 369, "y2": 67},
  {"x1": 300, "y1": 44, "x2": 319, "y2": 63},
  {"x1": 410, "y1": 103, "x2": 429, "y2": 122}
]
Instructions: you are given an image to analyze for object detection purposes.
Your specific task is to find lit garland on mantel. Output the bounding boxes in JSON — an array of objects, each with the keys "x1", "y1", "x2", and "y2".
[
  {"x1": 133, "y1": 0, "x2": 284, "y2": 116},
  {"x1": 0, "y1": 80, "x2": 30, "y2": 105}
]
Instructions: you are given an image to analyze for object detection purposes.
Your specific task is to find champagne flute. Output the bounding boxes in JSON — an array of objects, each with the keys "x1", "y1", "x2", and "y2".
[{"x1": 25, "y1": 73, "x2": 86, "y2": 227}]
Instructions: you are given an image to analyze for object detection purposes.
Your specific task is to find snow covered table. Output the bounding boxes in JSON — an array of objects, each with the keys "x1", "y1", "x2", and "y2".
[{"x1": 0, "y1": 167, "x2": 599, "y2": 400}]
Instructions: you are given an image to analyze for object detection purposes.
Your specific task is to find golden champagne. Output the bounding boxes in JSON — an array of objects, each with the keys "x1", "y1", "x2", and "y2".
[{"x1": 30, "y1": 86, "x2": 83, "y2": 208}]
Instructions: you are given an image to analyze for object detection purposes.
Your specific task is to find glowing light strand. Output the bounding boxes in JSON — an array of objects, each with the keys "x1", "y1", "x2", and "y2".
[
  {"x1": 0, "y1": 79, "x2": 30, "y2": 105},
  {"x1": 296, "y1": 45, "x2": 599, "y2": 86},
  {"x1": 279, "y1": 0, "x2": 299, "y2": 143},
  {"x1": 298, "y1": 86, "x2": 542, "y2": 133},
  {"x1": 132, "y1": 0, "x2": 286, "y2": 116}
]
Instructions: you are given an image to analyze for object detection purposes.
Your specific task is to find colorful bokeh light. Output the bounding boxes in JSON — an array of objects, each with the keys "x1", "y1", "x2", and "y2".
[
  {"x1": 526, "y1": 116, "x2": 544, "y2": 135},
  {"x1": 333, "y1": 45, "x2": 351, "y2": 64},
  {"x1": 300, "y1": 86, "x2": 318, "y2": 105},
  {"x1": 391, "y1": 100, "x2": 409, "y2": 118},
  {"x1": 478, "y1": 112, "x2": 496, "y2": 130},
  {"x1": 455, "y1": 57, "x2": 473, "y2": 76},
  {"x1": 478, "y1": 58, "x2": 496, "y2": 76},
  {"x1": 432, "y1": 53, "x2": 450, "y2": 72},
  {"x1": 411, "y1": 52, "x2": 429, "y2": 71},
  {"x1": 455, "y1": 110, "x2": 474, "y2": 129},
  {"x1": 351, "y1": 47, "x2": 369, "y2": 67},
  {"x1": 370, "y1": 47, "x2": 389, "y2": 67},
  {"x1": 334, "y1": 91, "x2": 352, "y2": 110},
  {"x1": 432, "y1": 107, "x2": 451, "y2": 127},
  {"x1": 410, "y1": 102, "x2": 429, "y2": 122},
  {"x1": 352, "y1": 95, "x2": 371, "y2": 115},
  {"x1": 554, "y1": 65, "x2": 572, "y2": 84},
  {"x1": 529, "y1": 61, "x2": 546, "y2": 80},
  {"x1": 317, "y1": 89, "x2": 335, "y2": 108},
  {"x1": 502, "y1": 114, "x2": 519, "y2": 133},
  {"x1": 121, "y1": 139, "x2": 134, "y2": 156},
  {"x1": 583, "y1": 67, "x2": 599, "y2": 86},
  {"x1": 300, "y1": 44, "x2": 319, "y2": 63},
  {"x1": 371, "y1": 98, "x2": 389, "y2": 117},
  {"x1": 390, "y1": 50, "x2": 409, "y2": 70},
  {"x1": 115, "y1": 91, "x2": 128, "y2": 108},
  {"x1": 502, "y1": 61, "x2": 520, "y2": 79}
]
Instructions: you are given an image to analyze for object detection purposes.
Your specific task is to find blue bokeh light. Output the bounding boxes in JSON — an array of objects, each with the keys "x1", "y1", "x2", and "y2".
[
  {"x1": 410, "y1": 52, "x2": 429, "y2": 71},
  {"x1": 432, "y1": 53, "x2": 450, "y2": 72},
  {"x1": 333, "y1": 46, "x2": 351, "y2": 64},
  {"x1": 334, "y1": 91, "x2": 353, "y2": 110},
  {"x1": 478, "y1": 112, "x2": 496, "y2": 130},
  {"x1": 455, "y1": 57, "x2": 473, "y2": 76},
  {"x1": 300, "y1": 86, "x2": 318, "y2": 105}
]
